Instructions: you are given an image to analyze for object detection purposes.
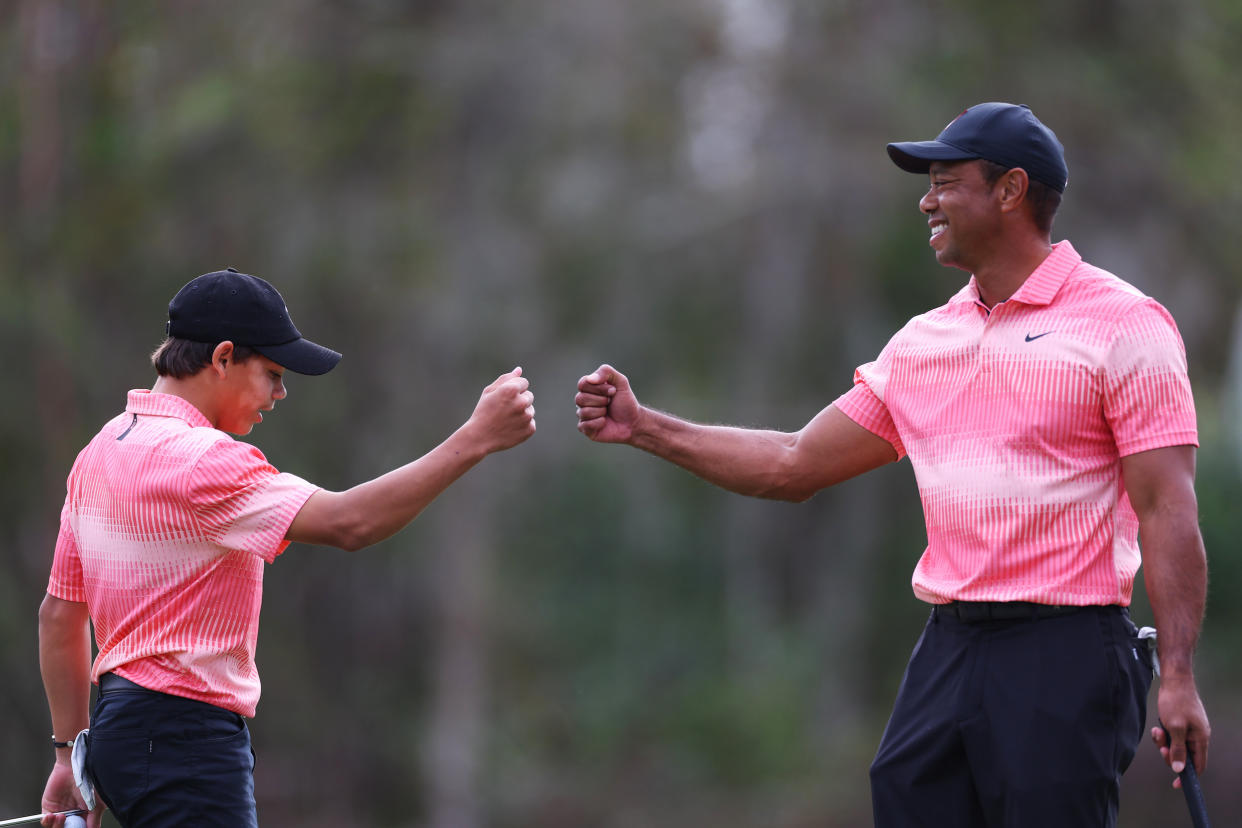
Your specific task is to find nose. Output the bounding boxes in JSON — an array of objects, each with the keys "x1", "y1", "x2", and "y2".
[
  {"x1": 274, "y1": 378, "x2": 288, "y2": 400},
  {"x1": 919, "y1": 186, "x2": 937, "y2": 215}
]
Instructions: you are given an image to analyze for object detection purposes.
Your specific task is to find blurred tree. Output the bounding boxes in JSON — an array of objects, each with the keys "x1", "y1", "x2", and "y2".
[{"x1": 1, "y1": 0, "x2": 1239, "y2": 825}]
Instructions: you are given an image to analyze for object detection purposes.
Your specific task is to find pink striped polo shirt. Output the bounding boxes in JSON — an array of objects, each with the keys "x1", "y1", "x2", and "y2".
[
  {"x1": 47, "y1": 390, "x2": 319, "y2": 717},
  {"x1": 834, "y1": 241, "x2": 1197, "y2": 606}
]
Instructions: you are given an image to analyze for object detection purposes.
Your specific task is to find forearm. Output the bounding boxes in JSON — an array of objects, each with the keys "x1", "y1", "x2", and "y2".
[
  {"x1": 629, "y1": 407, "x2": 808, "y2": 500},
  {"x1": 290, "y1": 369, "x2": 535, "y2": 551},
  {"x1": 349, "y1": 424, "x2": 490, "y2": 542},
  {"x1": 1140, "y1": 509, "x2": 1207, "y2": 678},
  {"x1": 39, "y1": 595, "x2": 93, "y2": 750},
  {"x1": 291, "y1": 423, "x2": 493, "y2": 550}
]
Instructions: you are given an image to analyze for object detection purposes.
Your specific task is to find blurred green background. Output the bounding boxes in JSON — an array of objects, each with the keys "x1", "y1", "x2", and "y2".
[{"x1": 2, "y1": 1, "x2": 1240, "y2": 826}]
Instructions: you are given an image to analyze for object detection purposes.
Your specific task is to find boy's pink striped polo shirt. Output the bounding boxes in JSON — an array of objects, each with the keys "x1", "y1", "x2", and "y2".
[
  {"x1": 48, "y1": 390, "x2": 319, "y2": 717},
  {"x1": 835, "y1": 241, "x2": 1197, "y2": 606}
]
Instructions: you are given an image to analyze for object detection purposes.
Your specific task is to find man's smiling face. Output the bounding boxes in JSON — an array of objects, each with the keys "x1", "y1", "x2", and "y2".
[{"x1": 919, "y1": 159, "x2": 1006, "y2": 273}]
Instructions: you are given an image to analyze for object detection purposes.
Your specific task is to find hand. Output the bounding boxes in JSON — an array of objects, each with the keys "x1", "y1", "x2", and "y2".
[
  {"x1": 575, "y1": 364, "x2": 640, "y2": 444},
  {"x1": 40, "y1": 761, "x2": 102, "y2": 827},
  {"x1": 1151, "y1": 674, "x2": 1210, "y2": 787},
  {"x1": 466, "y1": 367, "x2": 536, "y2": 454}
]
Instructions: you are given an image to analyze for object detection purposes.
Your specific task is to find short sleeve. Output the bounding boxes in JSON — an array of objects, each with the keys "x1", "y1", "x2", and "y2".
[
  {"x1": 834, "y1": 360, "x2": 907, "y2": 460},
  {"x1": 1102, "y1": 298, "x2": 1198, "y2": 457},
  {"x1": 47, "y1": 495, "x2": 87, "y2": 602},
  {"x1": 188, "y1": 439, "x2": 320, "y2": 563}
]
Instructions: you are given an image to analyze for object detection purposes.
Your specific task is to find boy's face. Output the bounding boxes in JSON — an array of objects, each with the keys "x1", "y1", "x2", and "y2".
[{"x1": 215, "y1": 351, "x2": 288, "y2": 436}]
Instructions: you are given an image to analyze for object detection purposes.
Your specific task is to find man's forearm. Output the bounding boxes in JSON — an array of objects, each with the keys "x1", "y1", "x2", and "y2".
[
  {"x1": 1140, "y1": 510, "x2": 1207, "y2": 678},
  {"x1": 629, "y1": 407, "x2": 808, "y2": 500}
]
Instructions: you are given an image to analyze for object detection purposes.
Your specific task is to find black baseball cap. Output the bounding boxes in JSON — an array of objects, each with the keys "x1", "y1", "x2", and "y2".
[
  {"x1": 886, "y1": 102, "x2": 1068, "y2": 193},
  {"x1": 166, "y1": 268, "x2": 342, "y2": 376}
]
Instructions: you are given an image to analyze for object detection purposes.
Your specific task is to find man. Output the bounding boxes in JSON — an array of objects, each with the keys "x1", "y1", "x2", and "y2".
[
  {"x1": 575, "y1": 102, "x2": 1209, "y2": 826},
  {"x1": 39, "y1": 268, "x2": 536, "y2": 827}
]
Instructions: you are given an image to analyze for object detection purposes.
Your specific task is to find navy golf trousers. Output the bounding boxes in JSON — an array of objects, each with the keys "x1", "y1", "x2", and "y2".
[
  {"x1": 86, "y1": 676, "x2": 259, "y2": 828},
  {"x1": 870, "y1": 605, "x2": 1153, "y2": 828}
]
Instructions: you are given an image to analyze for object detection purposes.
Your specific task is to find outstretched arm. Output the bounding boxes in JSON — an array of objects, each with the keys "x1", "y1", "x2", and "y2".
[
  {"x1": 287, "y1": 367, "x2": 536, "y2": 551},
  {"x1": 575, "y1": 364, "x2": 896, "y2": 501},
  {"x1": 1122, "y1": 445, "x2": 1210, "y2": 784}
]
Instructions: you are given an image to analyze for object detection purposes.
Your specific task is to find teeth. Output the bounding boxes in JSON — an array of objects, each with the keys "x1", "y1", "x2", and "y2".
[{"x1": 930, "y1": 224, "x2": 947, "y2": 239}]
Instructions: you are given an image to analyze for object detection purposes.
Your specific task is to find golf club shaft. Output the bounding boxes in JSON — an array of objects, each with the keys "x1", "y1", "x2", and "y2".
[
  {"x1": 0, "y1": 811, "x2": 85, "y2": 827},
  {"x1": 1180, "y1": 758, "x2": 1210, "y2": 828}
]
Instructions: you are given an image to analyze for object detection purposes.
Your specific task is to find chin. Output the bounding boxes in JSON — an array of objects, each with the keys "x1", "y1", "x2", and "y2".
[{"x1": 934, "y1": 250, "x2": 968, "y2": 271}]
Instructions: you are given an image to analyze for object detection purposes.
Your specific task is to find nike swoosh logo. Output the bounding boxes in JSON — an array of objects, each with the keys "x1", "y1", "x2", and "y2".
[{"x1": 1025, "y1": 331, "x2": 1054, "y2": 342}]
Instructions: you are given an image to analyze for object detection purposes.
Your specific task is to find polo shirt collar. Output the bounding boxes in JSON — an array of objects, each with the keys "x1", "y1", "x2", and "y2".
[
  {"x1": 126, "y1": 389, "x2": 214, "y2": 428},
  {"x1": 1011, "y1": 240, "x2": 1080, "y2": 306},
  {"x1": 960, "y1": 240, "x2": 1081, "y2": 308}
]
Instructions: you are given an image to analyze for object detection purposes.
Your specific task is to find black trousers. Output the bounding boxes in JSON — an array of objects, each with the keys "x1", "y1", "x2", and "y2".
[
  {"x1": 870, "y1": 605, "x2": 1153, "y2": 828},
  {"x1": 86, "y1": 677, "x2": 259, "y2": 828}
]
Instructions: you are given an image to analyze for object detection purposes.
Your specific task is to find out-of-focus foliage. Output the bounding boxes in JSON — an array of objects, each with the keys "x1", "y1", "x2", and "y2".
[{"x1": 2, "y1": 1, "x2": 1240, "y2": 826}]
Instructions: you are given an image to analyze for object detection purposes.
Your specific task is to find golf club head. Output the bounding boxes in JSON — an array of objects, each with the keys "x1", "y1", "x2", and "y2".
[{"x1": 70, "y1": 730, "x2": 95, "y2": 811}]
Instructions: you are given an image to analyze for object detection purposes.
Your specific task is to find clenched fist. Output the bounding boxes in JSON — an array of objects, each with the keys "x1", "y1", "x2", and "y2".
[
  {"x1": 575, "y1": 364, "x2": 640, "y2": 444},
  {"x1": 468, "y1": 367, "x2": 536, "y2": 454}
]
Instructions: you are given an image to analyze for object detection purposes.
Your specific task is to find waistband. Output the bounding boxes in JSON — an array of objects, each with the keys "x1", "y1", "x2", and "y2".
[
  {"x1": 97, "y1": 673, "x2": 247, "y2": 720},
  {"x1": 99, "y1": 673, "x2": 153, "y2": 694},
  {"x1": 934, "y1": 601, "x2": 1120, "y2": 623}
]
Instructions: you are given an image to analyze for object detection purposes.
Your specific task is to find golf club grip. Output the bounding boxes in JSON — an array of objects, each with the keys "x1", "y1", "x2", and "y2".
[
  {"x1": 1180, "y1": 759, "x2": 1210, "y2": 828},
  {"x1": 1158, "y1": 722, "x2": 1210, "y2": 828}
]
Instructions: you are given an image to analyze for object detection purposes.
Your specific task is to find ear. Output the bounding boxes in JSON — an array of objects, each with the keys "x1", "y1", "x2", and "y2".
[
  {"x1": 996, "y1": 168, "x2": 1030, "y2": 213},
  {"x1": 210, "y1": 342, "x2": 235, "y2": 378}
]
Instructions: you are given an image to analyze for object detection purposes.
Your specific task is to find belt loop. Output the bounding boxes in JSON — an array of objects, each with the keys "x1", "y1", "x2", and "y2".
[{"x1": 932, "y1": 606, "x2": 940, "y2": 624}]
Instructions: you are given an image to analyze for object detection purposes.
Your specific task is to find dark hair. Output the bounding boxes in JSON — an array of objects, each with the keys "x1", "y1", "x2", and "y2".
[
  {"x1": 151, "y1": 337, "x2": 257, "y2": 379},
  {"x1": 979, "y1": 159, "x2": 1062, "y2": 236}
]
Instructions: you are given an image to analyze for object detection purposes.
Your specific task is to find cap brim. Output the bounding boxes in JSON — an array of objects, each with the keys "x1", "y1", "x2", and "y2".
[
  {"x1": 887, "y1": 140, "x2": 979, "y2": 174},
  {"x1": 254, "y1": 338, "x2": 342, "y2": 376}
]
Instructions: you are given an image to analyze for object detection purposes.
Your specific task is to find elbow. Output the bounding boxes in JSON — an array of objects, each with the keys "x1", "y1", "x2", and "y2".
[
  {"x1": 752, "y1": 457, "x2": 821, "y2": 503},
  {"x1": 39, "y1": 594, "x2": 86, "y2": 642},
  {"x1": 325, "y1": 514, "x2": 377, "y2": 552},
  {"x1": 296, "y1": 515, "x2": 375, "y2": 553},
  {"x1": 782, "y1": 486, "x2": 818, "y2": 504},
  {"x1": 336, "y1": 527, "x2": 373, "y2": 553},
  {"x1": 39, "y1": 594, "x2": 72, "y2": 627},
  {"x1": 295, "y1": 490, "x2": 383, "y2": 552},
  {"x1": 753, "y1": 434, "x2": 829, "y2": 502},
  {"x1": 332, "y1": 509, "x2": 415, "y2": 552},
  {"x1": 773, "y1": 442, "x2": 828, "y2": 502},
  {"x1": 763, "y1": 480, "x2": 818, "y2": 503}
]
